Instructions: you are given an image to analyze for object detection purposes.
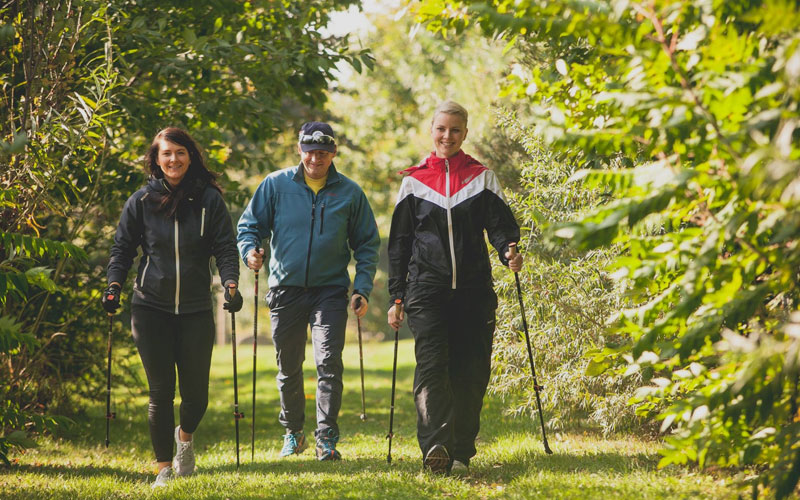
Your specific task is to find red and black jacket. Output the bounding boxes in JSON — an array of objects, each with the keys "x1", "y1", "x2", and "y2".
[{"x1": 388, "y1": 150, "x2": 520, "y2": 303}]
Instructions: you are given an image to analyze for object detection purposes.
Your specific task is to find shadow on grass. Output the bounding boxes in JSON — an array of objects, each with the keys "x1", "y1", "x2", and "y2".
[
  {"x1": 2, "y1": 463, "x2": 151, "y2": 483},
  {"x1": 15, "y1": 337, "x2": 670, "y2": 499},
  {"x1": 476, "y1": 448, "x2": 658, "y2": 479}
]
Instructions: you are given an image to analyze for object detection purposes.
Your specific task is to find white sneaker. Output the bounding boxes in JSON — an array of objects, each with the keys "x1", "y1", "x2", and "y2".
[
  {"x1": 451, "y1": 459, "x2": 469, "y2": 475},
  {"x1": 151, "y1": 466, "x2": 173, "y2": 489},
  {"x1": 172, "y1": 426, "x2": 195, "y2": 477}
]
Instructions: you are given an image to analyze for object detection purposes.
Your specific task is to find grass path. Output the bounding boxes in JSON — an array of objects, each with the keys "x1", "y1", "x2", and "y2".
[{"x1": 2, "y1": 339, "x2": 736, "y2": 499}]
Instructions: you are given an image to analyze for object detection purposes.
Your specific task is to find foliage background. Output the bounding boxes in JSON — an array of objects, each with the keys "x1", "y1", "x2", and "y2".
[
  {"x1": 3, "y1": 0, "x2": 800, "y2": 497},
  {"x1": 412, "y1": 0, "x2": 800, "y2": 496},
  {"x1": 0, "y1": 0, "x2": 368, "y2": 464}
]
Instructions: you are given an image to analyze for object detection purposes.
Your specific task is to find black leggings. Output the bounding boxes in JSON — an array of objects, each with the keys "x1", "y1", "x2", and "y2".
[{"x1": 131, "y1": 305, "x2": 215, "y2": 462}]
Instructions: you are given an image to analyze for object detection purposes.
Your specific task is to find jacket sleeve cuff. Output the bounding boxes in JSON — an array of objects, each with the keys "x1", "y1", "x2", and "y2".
[{"x1": 389, "y1": 293, "x2": 405, "y2": 308}]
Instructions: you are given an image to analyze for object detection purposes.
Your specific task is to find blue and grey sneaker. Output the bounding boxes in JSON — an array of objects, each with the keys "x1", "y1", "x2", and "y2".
[
  {"x1": 315, "y1": 428, "x2": 341, "y2": 461},
  {"x1": 280, "y1": 430, "x2": 308, "y2": 457}
]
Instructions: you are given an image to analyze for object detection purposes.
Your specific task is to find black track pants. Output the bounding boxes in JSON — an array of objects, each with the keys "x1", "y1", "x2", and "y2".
[
  {"x1": 131, "y1": 305, "x2": 215, "y2": 462},
  {"x1": 405, "y1": 285, "x2": 497, "y2": 465}
]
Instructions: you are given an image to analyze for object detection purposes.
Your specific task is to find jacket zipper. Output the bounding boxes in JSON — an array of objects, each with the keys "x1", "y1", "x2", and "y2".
[
  {"x1": 319, "y1": 203, "x2": 325, "y2": 235},
  {"x1": 174, "y1": 217, "x2": 180, "y2": 314},
  {"x1": 445, "y1": 159, "x2": 457, "y2": 289},
  {"x1": 140, "y1": 255, "x2": 150, "y2": 288},
  {"x1": 304, "y1": 199, "x2": 316, "y2": 287},
  {"x1": 200, "y1": 207, "x2": 205, "y2": 237}
]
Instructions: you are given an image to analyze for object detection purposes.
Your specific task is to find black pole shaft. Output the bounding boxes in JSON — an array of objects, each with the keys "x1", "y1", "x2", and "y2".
[
  {"x1": 231, "y1": 311, "x2": 242, "y2": 468},
  {"x1": 105, "y1": 313, "x2": 113, "y2": 448},
  {"x1": 387, "y1": 326, "x2": 399, "y2": 464},
  {"x1": 514, "y1": 271, "x2": 553, "y2": 454},
  {"x1": 356, "y1": 297, "x2": 367, "y2": 421},
  {"x1": 251, "y1": 269, "x2": 258, "y2": 462}
]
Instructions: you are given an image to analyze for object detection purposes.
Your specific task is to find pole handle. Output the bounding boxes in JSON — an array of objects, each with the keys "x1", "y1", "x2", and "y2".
[
  {"x1": 508, "y1": 241, "x2": 518, "y2": 258},
  {"x1": 393, "y1": 298, "x2": 403, "y2": 321}
]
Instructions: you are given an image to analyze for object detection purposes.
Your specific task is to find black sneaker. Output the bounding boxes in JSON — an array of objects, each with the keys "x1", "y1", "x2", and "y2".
[{"x1": 424, "y1": 444, "x2": 449, "y2": 474}]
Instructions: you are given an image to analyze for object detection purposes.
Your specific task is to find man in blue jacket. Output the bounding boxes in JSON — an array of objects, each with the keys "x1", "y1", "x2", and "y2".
[{"x1": 237, "y1": 121, "x2": 380, "y2": 461}]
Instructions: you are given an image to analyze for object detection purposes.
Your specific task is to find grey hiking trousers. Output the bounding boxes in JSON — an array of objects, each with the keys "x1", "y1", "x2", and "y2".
[{"x1": 267, "y1": 285, "x2": 348, "y2": 439}]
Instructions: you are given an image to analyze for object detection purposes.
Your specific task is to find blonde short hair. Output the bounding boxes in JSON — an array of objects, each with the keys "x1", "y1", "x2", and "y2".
[{"x1": 432, "y1": 100, "x2": 468, "y2": 127}]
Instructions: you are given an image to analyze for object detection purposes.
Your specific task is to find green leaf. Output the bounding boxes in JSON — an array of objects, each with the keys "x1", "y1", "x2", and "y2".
[{"x1": 5, "y1": 430, "x2": 36, "y2": 449}]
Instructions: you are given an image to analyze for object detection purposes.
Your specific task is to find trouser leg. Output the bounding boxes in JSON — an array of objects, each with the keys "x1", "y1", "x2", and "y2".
[
  {"x1": 309, "y1": 286, "x2": 348, "y2": 438},
  {"x1": 406, "y1": 285, "x2": 453, "y2": 458},
  {"x1": 131, "y1": 305, "x2": 177, "y2": 463},
  {"x1": 269, "y1": 287, "x2": 310, "y2": 432},
  {"x1": 449, "y1": 288, "x2": 497, "y2": 464},
  {"x1": 175, "y1": 309, "x2": 215, "y2": 434}
]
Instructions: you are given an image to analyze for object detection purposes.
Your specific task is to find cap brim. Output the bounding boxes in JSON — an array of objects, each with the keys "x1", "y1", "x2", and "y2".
[{"x1": 300, "y1": 143, "x2": 336, "y2": 153}]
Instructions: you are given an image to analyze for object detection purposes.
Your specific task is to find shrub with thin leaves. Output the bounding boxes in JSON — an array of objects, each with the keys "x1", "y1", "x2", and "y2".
[{"x1": 489, "y1": 109, "x2": 637, "y2": 434}]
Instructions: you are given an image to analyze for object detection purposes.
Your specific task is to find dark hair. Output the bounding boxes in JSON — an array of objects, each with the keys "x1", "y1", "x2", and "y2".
[{"x1": 145, "y1": 127, "x2": 221, "y2": 217}]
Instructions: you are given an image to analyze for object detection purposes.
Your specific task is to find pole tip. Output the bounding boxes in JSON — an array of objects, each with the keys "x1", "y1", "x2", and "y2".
[{"x1": 544, "y1": 442, "x2": 553, "y2": 455}]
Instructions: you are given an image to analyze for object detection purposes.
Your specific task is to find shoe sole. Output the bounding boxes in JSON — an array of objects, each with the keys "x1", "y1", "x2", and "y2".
[
  {"x1": 424, "y1": 445, "x2": 449, "y2": 474},
  {"x1": 316, "y1": 449, "x2": 341, "y2": 461}
]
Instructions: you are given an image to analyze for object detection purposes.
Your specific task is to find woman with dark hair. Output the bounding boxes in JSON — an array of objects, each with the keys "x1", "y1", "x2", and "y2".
[{"x1": 102, "y1": 127, "x2": 242, "y2": 488}]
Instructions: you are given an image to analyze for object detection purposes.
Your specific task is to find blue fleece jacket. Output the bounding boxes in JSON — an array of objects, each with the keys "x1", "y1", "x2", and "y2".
[{"x1": 237, "y1": 163, "x2": 380, "y2": 299}]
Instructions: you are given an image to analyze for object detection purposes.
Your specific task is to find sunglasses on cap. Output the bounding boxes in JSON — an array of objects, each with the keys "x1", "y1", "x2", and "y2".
[{"x1": 299, "y1": 132, "x2": 335, "y2": 145}]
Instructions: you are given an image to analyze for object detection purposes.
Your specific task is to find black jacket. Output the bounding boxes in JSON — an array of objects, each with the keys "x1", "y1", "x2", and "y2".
[
  {"x1": 107, "y1": 178, "x2": 239, "y2": 314},
  {"x1": 388, "y1": 151, "x2": 520, "y2": 303}
]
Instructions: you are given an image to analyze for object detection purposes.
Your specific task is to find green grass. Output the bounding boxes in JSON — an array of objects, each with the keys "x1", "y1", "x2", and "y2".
[{"x1": 1, "y1": 339, "x2": 737, "y2": 499}]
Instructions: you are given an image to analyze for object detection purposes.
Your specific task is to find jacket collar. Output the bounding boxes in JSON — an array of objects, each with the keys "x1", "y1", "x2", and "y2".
[
  {"x1": 147, "y1": 177, "x2": 172, "y2": 194},
  {"x1": 292, "y1": 161, "x2": 341, "y2": 186},
  {"x1": 402, "y1": 150, "x2": 477, "y2": 176},
  {"x1": 424, "y1": 149, "x2": 469, "y2": 170}
]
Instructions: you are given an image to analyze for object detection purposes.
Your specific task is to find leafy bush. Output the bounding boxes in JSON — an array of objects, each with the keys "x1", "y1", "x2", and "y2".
[
  {"x1": 489, "y1": 109, "x2": 638, "y2": 433},
  {"x1": 414, "y1": 0, "x2": 800, "y2": 496},
  {"x1": 0, "y1": 0, "x2": 368, "y2": 465}
]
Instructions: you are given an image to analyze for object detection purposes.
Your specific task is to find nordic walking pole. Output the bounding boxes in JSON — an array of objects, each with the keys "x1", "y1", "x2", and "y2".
[
  {"x1": 386, "y1": 299, "x2": 402, "y2": 465},
  {"x1": 508, "y1": 242, "x2": 553, "y2": 454},
  {"x1": 104, "y1": 312, "x2": 116, "y2": 448},
  {"x1": 251, "y1": 247, "x2": 260, "y2": 462},
  {"x1": 229, "y1": 285, "x2": 244, "y2": 468},
  {"x1": 355, "y1": 296, "x2": 367, "y2": 421}
]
